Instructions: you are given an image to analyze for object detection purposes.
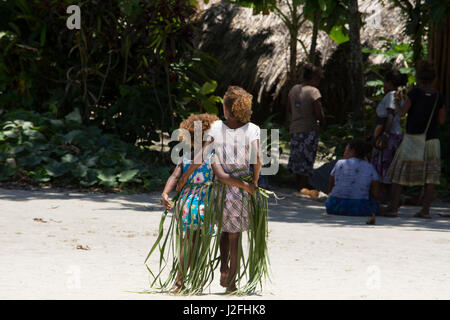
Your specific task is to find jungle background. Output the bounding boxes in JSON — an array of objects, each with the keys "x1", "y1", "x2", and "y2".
[{"x1": 0, "y1": 0, "x2": 449, "y2": 197}]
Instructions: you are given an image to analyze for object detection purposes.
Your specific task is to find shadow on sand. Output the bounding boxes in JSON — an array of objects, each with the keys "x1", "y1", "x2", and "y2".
[
  {"x1": 268, "y1": 188, "x2": 450, "y2": 233},
  {"x1": 1, "y1": 186, "x2": 449, "y2": 232}
]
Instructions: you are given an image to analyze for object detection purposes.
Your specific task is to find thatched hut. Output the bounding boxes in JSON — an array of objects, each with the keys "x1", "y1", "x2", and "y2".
[{"x1": 192, "y1": 0, "x2": 408, "y2": 125}]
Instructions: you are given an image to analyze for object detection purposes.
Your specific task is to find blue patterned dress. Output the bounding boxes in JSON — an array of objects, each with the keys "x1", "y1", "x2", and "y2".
[
  {"x1": 325, "y1": 158, "x2": 380, "y2": 216},
  {"x1": 178, "y1": 152, "x2": 214, "y2": 230}
]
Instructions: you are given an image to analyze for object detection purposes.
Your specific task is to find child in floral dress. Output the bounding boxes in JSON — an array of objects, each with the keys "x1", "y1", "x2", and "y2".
[{"x1": 159, "y1": 113, "x2": 255, "y2": 293}]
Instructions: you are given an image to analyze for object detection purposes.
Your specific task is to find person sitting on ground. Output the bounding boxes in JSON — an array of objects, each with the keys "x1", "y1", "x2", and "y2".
[{"x1": 326, "y1": 138, "x2": 380, "y2": 220}]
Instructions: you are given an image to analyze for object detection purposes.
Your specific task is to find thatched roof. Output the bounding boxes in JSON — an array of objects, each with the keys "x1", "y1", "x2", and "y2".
[{"x1": 193, "y1": 0, "x2": 409, "y2": 123}]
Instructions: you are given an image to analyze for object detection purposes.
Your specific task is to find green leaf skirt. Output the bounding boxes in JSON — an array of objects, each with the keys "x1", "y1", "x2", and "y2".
[{"x1": 145, "y1": 178, "x2": 272, "y2": 295}]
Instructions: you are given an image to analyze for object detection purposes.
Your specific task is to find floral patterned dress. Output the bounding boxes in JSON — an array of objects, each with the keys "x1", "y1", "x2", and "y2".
[{"x1": 178, "y1": 151, "x2": 214, "y2": 230}]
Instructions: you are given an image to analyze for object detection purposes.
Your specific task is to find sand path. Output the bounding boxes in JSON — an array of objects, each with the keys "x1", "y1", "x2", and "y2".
[{"x1": 1, "y1": 187, "x2": 449, "y2": 300}]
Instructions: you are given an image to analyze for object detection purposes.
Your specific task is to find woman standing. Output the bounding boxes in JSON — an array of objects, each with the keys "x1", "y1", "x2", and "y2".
[
  {"x1": 371, "y1": 69, "x2": 408, "y2": 202},
  {"x1": 385, "y1": 61, "x2": 446, "y2": 218},
  {"x1": 287, "y1": 64, "x2": 325, "y2": 190}
]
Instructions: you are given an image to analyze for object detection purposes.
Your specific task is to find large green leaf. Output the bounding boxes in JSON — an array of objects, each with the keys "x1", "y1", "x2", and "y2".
[
  {"x1": 31, "y1": 168, "x2": 51, "y2": 182},
  {"x1": 80, "y1": 169, "x2": 98, "y2": 187},
  {"x1": 329, "y1": 25, "x2": 349, "y2": 44},
  {"x1": 0, "y1": 166, "x2": 16, "y2": 181},
  {"x1": 203, "y1": 96, "x2": 220, "y2": 114},
  {"x1": 200, "y1": 81, "x2": 217, "y2": 96},
  {"x1": 83, "y1": 155, "x2": 99, "y2": 168},
  {"x1": 49, "y1": 119, "x2": 64, "y2": 128},
  {"x1": 71, "y1": 163, "x2": 88, "y2": 178},
  {"x1": 63, "y1": 130, "x2": 82, "y2": 144},
  {"x1": 3, "y1": 130, "x2": 18, "y2": 139},
  {"x1": 97, "y1": 168, "x2": 118, "y2": 187},
  {"x1": 18, "y1": 154, "x2": 43, "y2": 167},
  {"x1": 65, "y1": 108, "x2": 82, "y2": 124},
  {"x1": 366, "y1": 80, "x2": 384, "y2": 87},
  {"x1": 61, "y1": 153, "x2": 78, "y2": 163},
  {"x1": 10, "y1": 146, "x2": 25, "y2": 155},
  {"x1": 44, "y1": 161, "x2": 69, "y2": 177},
  {"x1": 23, "y1": 129, "x2": 45, "y2": 141},
  {"x1": 100, "y1": 157, "x2": 117, "y2": 166},
  {"x1": 118, "y1": 169, "x2": 139, "y2": 183}
]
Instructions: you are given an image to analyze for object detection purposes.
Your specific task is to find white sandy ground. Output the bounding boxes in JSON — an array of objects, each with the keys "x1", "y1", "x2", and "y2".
[{"x1": 0, "y1": 186, "x2": 450, "y2": 300}]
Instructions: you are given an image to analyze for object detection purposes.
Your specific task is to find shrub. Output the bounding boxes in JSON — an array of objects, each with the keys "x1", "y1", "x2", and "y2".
[{"x1": 0, "y1": 109, "x2": 170, "y2": 191}]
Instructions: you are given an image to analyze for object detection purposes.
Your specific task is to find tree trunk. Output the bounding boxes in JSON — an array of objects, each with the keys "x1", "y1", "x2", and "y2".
[
  {"x1": 347, "y1": 0, "x2": 364, "y2": 125},
  {"x1": 309, "y1": 11, "x2": 321, "y2": 65},
  {"x1": 428, "y1": 13, "x2": 450, "y2": 107},
  {"x1": 288, "y1": 3, "x2": 299, "y2": 85},
  {"x1": 412, "y1": 0, "x2": 424, "y2": 65},
  {"x1": 289, "y1": 29, "x2": 298, "y2": 83}
]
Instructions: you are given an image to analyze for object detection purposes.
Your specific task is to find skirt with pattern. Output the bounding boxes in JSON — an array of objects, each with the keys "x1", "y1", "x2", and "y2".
[
  {"x1": 219, "y1": 200, "x2": 251, "y2": 233},
  {"x1": 371, "y1": 133, "x2": 402, "y2": 184},
  {"x1": 387, "y1": 138, "x2": 441, "y2": 186},
  {"x1": 326, "y1": 196, "x2": 379, "y2": 216},
  {"x1": 287, "y1": 130, "x2": 319, "y2": 177}
]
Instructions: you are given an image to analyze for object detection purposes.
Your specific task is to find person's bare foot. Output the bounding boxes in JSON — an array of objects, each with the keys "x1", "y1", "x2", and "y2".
[
  {"x1": 379, "y1": 205, "x2": 398, "y2": 217},
  {"x1": 220, "y1": 269, "x2": 229, "y2": 288},
  {"x1": 414, "y1": 210, "x2": 432, "y2": 219},
  {"x1": 172, "y1": 280, "x2": 185, "y2": 293},
  {"x1": 225, "y1": 282, "x2": 237, "y2": 294},
  {"x1": 366, "y1": 214, "x2": 376, "y2": 225}
]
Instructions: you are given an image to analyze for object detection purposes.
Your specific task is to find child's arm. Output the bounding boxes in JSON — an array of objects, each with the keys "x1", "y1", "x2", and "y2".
[
  {"x1": 176, "y1": 141, "x2": 214, "y2": 191},
  {"x1": 176, "y1": 163, "x2": 200, "y2": 192},
  {"x1": 161, "y1": 164, "x2": 183, "y2": 210},
  {"x1": 251, "y1": 139, "x2": 262, "y2": 187},
  {"x1": 211, "y1": 156, "x2": 255, "y2": 194},
  {"x1": 397, "y1": 96, "x2": 411, "y2": 117},
  {"x1": 370, "y1": 180, "x2": 381, "y2": 201},
  {"x1": 328, "y1": 176, "x2": 335, "y2": 196}
]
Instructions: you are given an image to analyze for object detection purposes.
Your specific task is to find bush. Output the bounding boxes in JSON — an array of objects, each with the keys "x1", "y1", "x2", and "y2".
[
  {"x1": 0, "y1": 0, "x2": 221, "y2": 145},
  {"x1": 0, "y1": 109, "x2": 170, "y2": 191}
]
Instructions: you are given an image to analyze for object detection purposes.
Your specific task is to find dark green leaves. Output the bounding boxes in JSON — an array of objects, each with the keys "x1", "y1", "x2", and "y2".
[{"x1": 0, "y1": 109, "x2": 168, "y2": 190}]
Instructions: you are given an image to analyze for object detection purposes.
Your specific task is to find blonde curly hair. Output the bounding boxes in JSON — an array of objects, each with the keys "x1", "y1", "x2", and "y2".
[
  {"x1": 179, "y1": 113, "x2": 219, "y2": 144},
  {"x1": 223, "y1": 86, "x2": 253, "y2": 123}
]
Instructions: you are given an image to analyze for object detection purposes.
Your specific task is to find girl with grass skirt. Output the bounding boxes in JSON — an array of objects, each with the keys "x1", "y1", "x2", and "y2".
[
  {"x1": 151, "y1": 113, "x2": 256, "y2": 294},
  {"x1": 207, "y1": 86, "x2": 264, "y2": 293}
]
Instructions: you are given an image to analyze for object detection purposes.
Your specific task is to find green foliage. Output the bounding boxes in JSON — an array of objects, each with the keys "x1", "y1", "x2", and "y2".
[
  {"x1": 328, "y1": 25, "x2": 350, "y2": 44},
  {"x1": 363, "y1": 39, "x2": 416, "y2": 101},
  {"x1": 387, "y1": 0, "x2": 450, "y2": 64},
  {"x1": 0, "y1": 0, "x2": 221, "y2": 146},
  {"x1": 0, "y1": 110, "x2": 170, "y2": 190}
]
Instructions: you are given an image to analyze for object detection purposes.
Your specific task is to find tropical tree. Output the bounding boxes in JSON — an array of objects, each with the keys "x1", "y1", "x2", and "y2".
[
  {"x1": 0, "y1": 0, "x2": 220, "y2": 146},
  {"x1": 228, "y1": 0, "x2": 349, "y2": 83},
  {"x1": 388, "y1": 0, "x2": 450, "y2": 65},
  {"x1": 303, "y1": 0, "x2": 349, "y2": 65},
  {"x1": 347, "y1": 0, "x2": 364, "y2": 123}
]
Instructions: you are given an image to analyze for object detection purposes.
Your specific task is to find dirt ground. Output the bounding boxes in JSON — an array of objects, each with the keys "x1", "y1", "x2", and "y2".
[{"x1": 1, "y1": 186, "x2": 449, "y2": 300}]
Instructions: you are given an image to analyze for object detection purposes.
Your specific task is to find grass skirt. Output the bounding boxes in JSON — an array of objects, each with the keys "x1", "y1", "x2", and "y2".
[{"x1": 145, "y1": 180, "x2": 270, "y2": 295}]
